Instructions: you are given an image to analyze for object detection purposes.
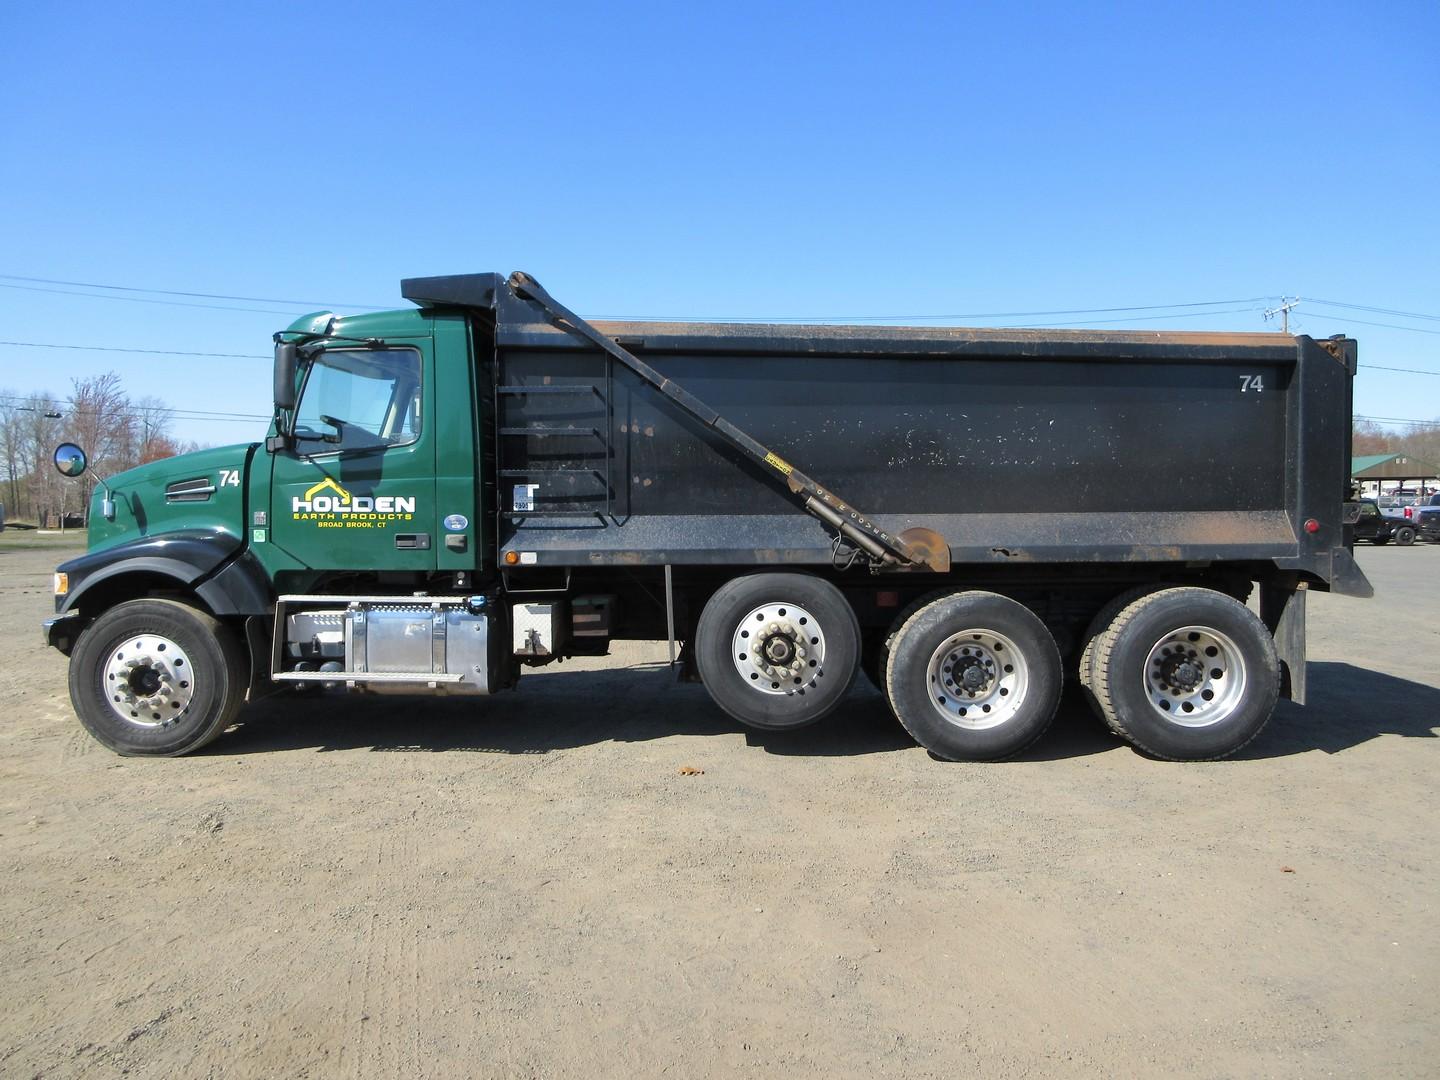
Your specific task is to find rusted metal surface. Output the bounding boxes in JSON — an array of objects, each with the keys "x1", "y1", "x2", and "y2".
[
  {"x1": 896, "y1": 526, "x2": 951, "y2": 573},
  {"x1": 587, "y1": 320, "x2": 1295, "y2": 351}
]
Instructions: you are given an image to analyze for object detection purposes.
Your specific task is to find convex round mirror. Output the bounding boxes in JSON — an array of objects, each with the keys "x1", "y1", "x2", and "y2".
[{"x1": 54, "y1": 443, "x2": 88, "y2": 478}]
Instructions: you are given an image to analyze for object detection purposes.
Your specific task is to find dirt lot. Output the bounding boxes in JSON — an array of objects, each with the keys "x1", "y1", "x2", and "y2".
[{"x1": 2, "y1": 536, "x2": 1437, "y2": 1079}]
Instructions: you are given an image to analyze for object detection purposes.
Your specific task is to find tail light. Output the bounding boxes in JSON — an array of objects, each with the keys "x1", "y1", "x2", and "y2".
[{"x1": 1405, "y1": 507, "x2": 1413, "y2": 519}]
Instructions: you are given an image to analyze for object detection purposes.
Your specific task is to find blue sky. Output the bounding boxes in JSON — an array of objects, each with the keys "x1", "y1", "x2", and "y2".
[{"x1": 1, "y1": 0, "x2": 1436, "y2": 444}]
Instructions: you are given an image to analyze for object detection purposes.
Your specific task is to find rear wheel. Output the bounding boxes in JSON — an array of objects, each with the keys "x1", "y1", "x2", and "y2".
[
  {"x1": 1077, "y1": 585, "x2": 1162, "y2": 722},
  {"x1": 695, "y1": 573, "x2": 860, "y2": 730},
  {"x1": 1394, "y1": 525, "x2": 1416, "y2": 546},
  {"x1": 884, "y1": 591, "x2": 1062, "y2": 761},
  {"x1": 1089, "y1": 588, "x2": 1278, "y2": 760},
  {"x1": 68, "y1": 599, "x2": 248, "y2": 756}
]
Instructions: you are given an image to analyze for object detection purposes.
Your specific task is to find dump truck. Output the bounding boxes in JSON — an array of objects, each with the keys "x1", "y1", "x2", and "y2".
[{"x1": 42, "y1": 272, "x2": 1372, "y2": 761}]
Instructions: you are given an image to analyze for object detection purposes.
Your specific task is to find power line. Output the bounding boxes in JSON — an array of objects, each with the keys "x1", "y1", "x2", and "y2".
[
  {"x1": 1297, "y1": 311, "x2": 1440, "y2": 336},
  {"x1": 0, "y1": 270, "x2": 1433, "y2": 338},
  {"x1": 0, "y1": 340, "x2": 268, "y2": 359},
  {"x1": 0, "y1": 276, "x2": 1271, "y2": 326},
  {"x1": 0, "y1": 273, "x2": 1265, "y2": 323},
  {"x1": 1359, "y1": 364, "x2": 1440, "y2": 377},
  {"x1": 1354, "y1": 414, "x2": 1440, "y2": 427},
  {"x1": 0, "y1": 281, "x2": 305, "y2": 316},
  {"x1": 1309, "y1": 297, "x2": 1440, "y2": 323},
  {"x1": 1003, "y1": 306, "x2": 1265, "y2": 330},
  {"x1": 0, "y1": 392, "x2": 270, "y2": 422},
  {"x1": 0, "y1": 273, "x2": 388, "y2": 311}
]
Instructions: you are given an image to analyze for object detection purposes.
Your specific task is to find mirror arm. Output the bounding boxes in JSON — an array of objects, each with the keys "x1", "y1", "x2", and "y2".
[{"x1": 86, "y1": 468, "x2": 116, "y2": 522}]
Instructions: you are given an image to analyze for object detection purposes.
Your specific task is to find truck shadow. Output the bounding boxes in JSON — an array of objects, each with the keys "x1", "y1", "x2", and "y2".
[
  {"x1": 213, "y1": 660, "x2": 1438, "y2": 760},
  {"x1": 1233, "y1": 661, "x2": 1440, "y2": 759}
]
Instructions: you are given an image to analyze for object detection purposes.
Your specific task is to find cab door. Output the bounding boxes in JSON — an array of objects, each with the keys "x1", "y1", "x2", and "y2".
[{"x1": 267, "y1": 340, "x2": 436, "y2": 575}]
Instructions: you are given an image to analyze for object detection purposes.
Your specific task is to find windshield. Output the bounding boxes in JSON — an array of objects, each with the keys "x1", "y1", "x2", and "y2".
[{"x1": 294, "y1": 348, "x2": 421, "y2": 452}]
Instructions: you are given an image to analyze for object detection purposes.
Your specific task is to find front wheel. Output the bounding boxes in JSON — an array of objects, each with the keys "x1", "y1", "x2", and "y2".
[
  {"x1": 68, "y1": 599, "x2": 248, "y2": 756},
  {"x1": 695, "y1": 573, "x2": 861, "y2": 730},
  {"x1": 884, "y1": 591, "x2": 1062, "y2": 761},
  {"x1": 1089, "y1": 588, "x2": 1278, "y2": 760}
]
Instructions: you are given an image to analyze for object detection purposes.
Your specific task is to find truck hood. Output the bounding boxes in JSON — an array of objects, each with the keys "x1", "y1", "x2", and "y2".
[{"x1": 87, "y1": 442, "x2": 257, "y2": 554}]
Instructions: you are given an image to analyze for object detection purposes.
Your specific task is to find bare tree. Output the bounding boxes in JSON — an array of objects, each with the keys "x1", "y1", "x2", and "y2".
[
  {"x1": 133, "y1": 395, "x2": 176, "y2": 463},
  {"x1": 21, "y1": 394, "x2": 66, "y2": 525},
  {"x1": 0, "y1": 376, "x2": 202, "y2": 524},
  {"x1": 1396, "y1": 421, "x2": 1440, "y2": 475},
  {"x1": 0, "y1": 393, "x2": 24, "y2": 515},
  {"x1": 1351, "y1": 419, "x2": 1392, "y2": 456},
  {"x1": 65, "y1": 373, "x2": 134, "y2": 517}
]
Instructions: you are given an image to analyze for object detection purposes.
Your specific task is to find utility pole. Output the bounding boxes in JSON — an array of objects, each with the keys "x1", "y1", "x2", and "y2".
[{"x1": 1264, "y1": 296, "x2": 1300, "y2": 334}]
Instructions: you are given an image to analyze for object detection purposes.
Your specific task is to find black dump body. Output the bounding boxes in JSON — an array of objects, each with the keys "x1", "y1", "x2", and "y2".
[{"x1": 403, "y1": 274, "x2": 1370, "y2": 597}]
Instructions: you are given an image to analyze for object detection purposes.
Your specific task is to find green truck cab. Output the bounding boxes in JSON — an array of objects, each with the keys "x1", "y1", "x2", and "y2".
[{"x1": 43, "y1": 271, "x2": 1369, "y2": 763}]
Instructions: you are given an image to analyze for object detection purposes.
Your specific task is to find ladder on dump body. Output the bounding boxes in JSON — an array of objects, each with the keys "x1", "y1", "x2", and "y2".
[{"x1": 496, "y1": 352, "x2": 615, "y2": 521}]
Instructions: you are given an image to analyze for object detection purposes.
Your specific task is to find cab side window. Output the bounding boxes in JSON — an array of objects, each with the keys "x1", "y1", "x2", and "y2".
[{"x1": 294, "y1": 348, "x2": 422, "y2": 453}]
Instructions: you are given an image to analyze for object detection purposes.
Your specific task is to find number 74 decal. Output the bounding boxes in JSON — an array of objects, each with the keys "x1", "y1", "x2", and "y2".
[
  {"x1": 219, "y1": 469, "x2": 240, "y2": 486},
  {"x1": 1239, "y1": 375, "x2": 1264, "y2": 393}
]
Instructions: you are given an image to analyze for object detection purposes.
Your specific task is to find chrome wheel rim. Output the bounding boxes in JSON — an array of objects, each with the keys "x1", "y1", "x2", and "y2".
[
  {"x1": 731, "y1": 602, "x2": 827, "y2": 696},
  {"x1": 102, "y1": 634, "x2": 196, "y2": 728},
  {"x1": 925, "y1": 629, "x2": 1029, "y2": 730},
  {"x1": 1141, "y1": 625, "x2": 1245, "y2": 727}
]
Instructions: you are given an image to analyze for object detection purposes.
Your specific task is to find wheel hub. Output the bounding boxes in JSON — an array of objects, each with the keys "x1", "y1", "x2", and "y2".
[
  {"x1": 1142, "y1": 625, "x2": 1247, "y2": 728},
  {"x1": 103, "y1": 635, "x2": 196, "y2": 728},
  {"x1": 954, "y1": 655, "x2": 991, "y2": 694},
  {"x1": 763, "y1": 633, "x2": 795, "y2": 664},
  {"x1": 1157, "y1": 654, "x2": 1205, "y2": 692},
  {"x1": 926, "y1": 630, "x2": 1027, "y2": 730},
  {"x1": 732, "y1": 604, "x2": 827, "y2": 696}
]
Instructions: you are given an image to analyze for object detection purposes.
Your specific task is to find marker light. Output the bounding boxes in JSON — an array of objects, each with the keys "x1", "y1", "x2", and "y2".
[
  {"x1": 53, "y1": 572, "x2": 69, "y2": 595},
  {"x1": 1303, "y1": 518, "x2": 1320, "y2": 534},
  {"x1": 504, "y1": 550, "x2": 520, "y2": 565}
]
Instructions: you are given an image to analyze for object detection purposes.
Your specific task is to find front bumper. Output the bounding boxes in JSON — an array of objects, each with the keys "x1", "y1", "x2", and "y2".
[{"x1": 42, "y1": 613, "x2": 86, "y2": 656}]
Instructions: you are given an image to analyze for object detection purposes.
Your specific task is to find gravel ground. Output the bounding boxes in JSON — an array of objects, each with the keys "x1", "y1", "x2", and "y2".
[{"x1": 2, "y1": 537, "x2": 1437, "y2": 1079}]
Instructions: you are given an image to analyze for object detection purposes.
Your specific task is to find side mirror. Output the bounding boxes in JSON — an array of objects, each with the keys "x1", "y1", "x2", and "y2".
[
  {"x1": 274, "y1": 342, "x2": 298, "y2": 411},
  {"x1": 54, "y1": 443, "x2": 88, "y2": 478}
]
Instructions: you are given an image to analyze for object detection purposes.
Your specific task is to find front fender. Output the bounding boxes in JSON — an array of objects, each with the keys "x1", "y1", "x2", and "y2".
[{"x1": 57, "y1": 530, "x2": 243, "y2": 614}]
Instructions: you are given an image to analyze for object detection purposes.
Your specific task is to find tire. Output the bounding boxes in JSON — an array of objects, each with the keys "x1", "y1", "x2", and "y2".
[
  {"x1": 68, "y1": 599, "x2": 248, "y2": 756},
  {"x1": 1394, "y1": 526, "x2": 1416, "y2": 546},
  {"x1": 1090, "y1": 588, "x2": 1278, "y2": 761},
  {"x1": 1076, "y1": 585, "x2": 1163, "y2": 720},
  {"x1": 860, "y1": 591, "x2": 948, "y2": 692},
  {"x1": 695, "y1": 573, "x2": 860, "y2": 730},
  {"x1": 884, "y1": 591, "x2": 1062, "y2": 761}
]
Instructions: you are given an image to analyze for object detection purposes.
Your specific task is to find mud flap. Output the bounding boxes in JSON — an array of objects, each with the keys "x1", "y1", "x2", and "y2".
[{"x1": 1260, "y1": 584, "x2": 1306, "y2": 704}]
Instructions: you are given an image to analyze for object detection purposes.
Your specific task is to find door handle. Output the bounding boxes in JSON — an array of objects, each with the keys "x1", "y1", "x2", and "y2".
[{"x1": 394, "y1": 533, "x2": 431, "y2": 550}]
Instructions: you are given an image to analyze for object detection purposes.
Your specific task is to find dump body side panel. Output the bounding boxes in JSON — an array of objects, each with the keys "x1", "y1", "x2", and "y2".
[{"x1": 492, "y1": 326, "x2": 1350, "y2": 585}]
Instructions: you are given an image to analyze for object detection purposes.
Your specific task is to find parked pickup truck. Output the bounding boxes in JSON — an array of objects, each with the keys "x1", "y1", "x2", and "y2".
[
  {"x1": 1414, "y1": 494, "x2": 1440, "y2": 542},
  {"x1": 1376, "y1": 494, "x2": 1419, "y2": 518},
  {"x1": 1352, "y1": 499, "x2": 1409, "y2": 545}
]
